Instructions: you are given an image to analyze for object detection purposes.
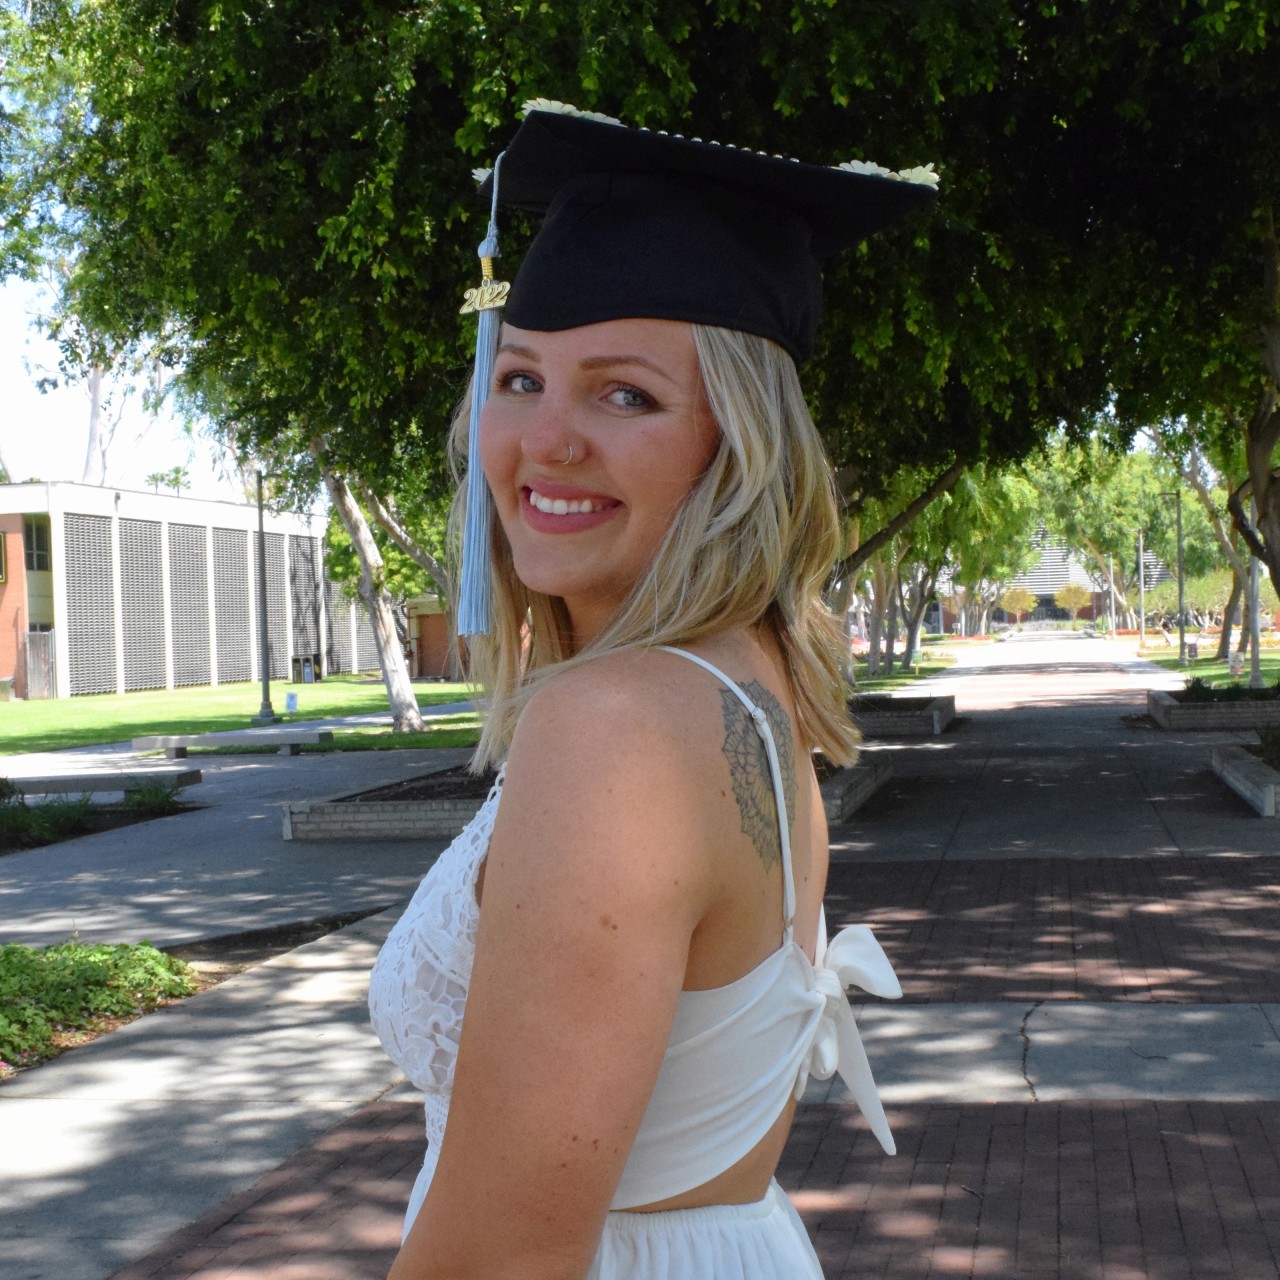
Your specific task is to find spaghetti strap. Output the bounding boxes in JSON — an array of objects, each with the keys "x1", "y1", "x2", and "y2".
[{"x1": 656, "y1": 646, "x2": 796, "y2": 944}]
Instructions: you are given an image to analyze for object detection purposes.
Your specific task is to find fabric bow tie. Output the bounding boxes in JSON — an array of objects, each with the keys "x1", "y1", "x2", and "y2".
[{"x1": 795, "y1": 923, "x2": 902, "y2": 1155}]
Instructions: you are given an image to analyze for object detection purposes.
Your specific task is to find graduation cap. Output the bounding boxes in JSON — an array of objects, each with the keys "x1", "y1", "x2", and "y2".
[{"x1": 455, "y1": 101, "x2": 939, "y2": 635}]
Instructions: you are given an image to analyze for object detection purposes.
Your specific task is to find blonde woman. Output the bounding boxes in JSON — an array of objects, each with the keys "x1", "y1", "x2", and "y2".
[{"x1": 369, "y1": 104, "x2": 937, "y2": 1280}]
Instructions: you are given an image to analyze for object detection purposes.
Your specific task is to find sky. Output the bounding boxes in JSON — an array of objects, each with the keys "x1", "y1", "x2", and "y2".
[{"x1": 0, "y1": 275, "x2": 249, "y2": 503}]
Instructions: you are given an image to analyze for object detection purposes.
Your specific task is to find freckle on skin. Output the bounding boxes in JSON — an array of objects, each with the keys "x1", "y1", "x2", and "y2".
[{"x1": 600, "y1": 914, "x2": 612, "y2": 929}]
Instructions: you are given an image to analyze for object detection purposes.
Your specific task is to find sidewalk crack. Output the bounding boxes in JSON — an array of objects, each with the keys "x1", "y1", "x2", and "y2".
[
  {"x1": 1259, "y1": 1003, "x2": 1280, "y2": 1044},
  {"x1": 1020, "y1": 1000, "x2": 1043, "y2": 1102}
]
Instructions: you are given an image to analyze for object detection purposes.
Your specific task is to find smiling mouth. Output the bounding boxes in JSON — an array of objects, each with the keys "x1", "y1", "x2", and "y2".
[{"x1": 527, "y1": 488, "x2": 615, "y2": 516}]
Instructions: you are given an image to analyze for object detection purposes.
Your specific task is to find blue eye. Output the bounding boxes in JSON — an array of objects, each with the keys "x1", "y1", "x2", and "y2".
[
  {"x1": 497, "y1": 371, "x2": 541, "y2": 394},
  {"x1": 609, "y1": 385, "x2": 654, "y2": 410}
]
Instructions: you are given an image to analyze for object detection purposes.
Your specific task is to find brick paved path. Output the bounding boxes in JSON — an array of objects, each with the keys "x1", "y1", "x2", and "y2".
[
  {"x1": 826, "y1": 856, "x2": 1280, "y2": 1004},
  {"x1": 109, "y1": 1091, "x2": 1280, "y2": 1280},
  {"x1": 103, "y1": 645, "x2": 1280, "y2": 1279}
]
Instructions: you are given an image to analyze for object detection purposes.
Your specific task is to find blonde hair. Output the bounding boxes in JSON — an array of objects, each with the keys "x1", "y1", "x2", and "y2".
[{"x1": 448, "y1": 324, "x2": 858, "y2": 770}]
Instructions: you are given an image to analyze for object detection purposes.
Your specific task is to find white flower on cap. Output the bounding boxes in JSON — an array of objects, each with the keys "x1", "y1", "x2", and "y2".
[
  {"x1": 521, "y1": 98, "x2": 622, "y2": 126},
  {"x1": 471, "y1": 167, "x2": 493, "y2": 184},
  {"x1": 835, "y1": 158, "x2": 940, "y2": 188}
]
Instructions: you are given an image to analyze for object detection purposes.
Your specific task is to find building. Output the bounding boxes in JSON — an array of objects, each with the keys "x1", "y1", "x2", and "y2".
[{"x1": 0, "y1": 482, "x2": 383, "y2": 699}]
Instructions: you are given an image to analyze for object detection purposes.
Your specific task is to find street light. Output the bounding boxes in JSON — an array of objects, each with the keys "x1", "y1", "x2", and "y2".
[
  {"x1": 1137, "y1": 528, "x2": 1146, "y2": 649},
  {"x1": 1160, "y1": 488, "x2": 1187, "y2": 667},
  {"x1": 252, "y1": 469, "x2": 279, "y2": 724}
]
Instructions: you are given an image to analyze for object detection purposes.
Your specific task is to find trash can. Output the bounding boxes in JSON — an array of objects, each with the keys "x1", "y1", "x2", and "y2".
[{"x1": 291, "y1": 656, "x2": 315, "y2": 683}]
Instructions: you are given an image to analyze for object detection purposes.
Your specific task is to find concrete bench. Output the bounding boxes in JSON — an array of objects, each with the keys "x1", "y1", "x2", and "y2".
[
  {"x1": 9, "y1": 767, "x2": 203, "y2": 796},
  {"x1": 1210, "y1": 745, "x2": 1278, "y2": 818},
  {"x1": 132, "y1": 730, "x2": 335, "y2": 758}
]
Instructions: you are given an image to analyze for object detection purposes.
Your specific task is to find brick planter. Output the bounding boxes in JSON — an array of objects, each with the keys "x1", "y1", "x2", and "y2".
[
  {"x1": 284, "y1": 792, "x2": 485, "y2": 840},
  {"x1": 285, "y1": 759, "x2": 894, "y2": 841},
  {"x1": 1210, "y1": 745, "x2": 1279, "y2": 818},
  {"x1": 849, "y1": 694, "x2": 956, "y2": 737},
  {"x1": 819, "y1": 760, "x2": 893, "y2": 823},
  {"x1": 1147, "y1": 689, "x2": 1280, "y2": 731}
]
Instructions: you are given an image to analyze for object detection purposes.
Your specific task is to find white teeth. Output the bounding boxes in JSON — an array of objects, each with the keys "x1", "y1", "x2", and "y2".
[{"x1": 529, "y1": 489, "x2": 606, "y2": 515}]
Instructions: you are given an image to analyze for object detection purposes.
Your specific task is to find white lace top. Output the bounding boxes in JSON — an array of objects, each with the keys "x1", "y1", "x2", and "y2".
[
  {"x1": 369, "y1": 652, "x2": 903, "y2": 1236},
  {"x1": 367, "y1": 766, "x2": 506, "y2": 1220}
]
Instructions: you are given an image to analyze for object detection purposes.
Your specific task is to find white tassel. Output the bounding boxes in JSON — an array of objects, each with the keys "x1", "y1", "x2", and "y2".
[{"x1": 456, "y1": 154, "x2": 508, "y2": 637}]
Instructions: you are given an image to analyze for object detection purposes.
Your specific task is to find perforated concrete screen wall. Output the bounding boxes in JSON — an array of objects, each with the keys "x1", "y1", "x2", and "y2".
[
  {"x1": 64, "y1": 514, "x2": 115, "y2": 694},
  {"x1": 169, "y1": 522, "x2": 211, "y2": 686},
  {"x1": 213, "y1": 527, "x2": 252, "y2": 683}
]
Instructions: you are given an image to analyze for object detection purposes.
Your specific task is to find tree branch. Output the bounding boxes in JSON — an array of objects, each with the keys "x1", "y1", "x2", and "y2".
[
  {"x1": 1180, "y1": 446, "x2": 1245, "y2": 578},
  {"x1": 355, "y1": 482, "x2": 455, "y2": 608},
  {"x1": 1227, "y1": 477, "x2": 1269, "y2": 561},
  {"x1": 836, "y1": 459, "x2": 966, "y2": 580}
]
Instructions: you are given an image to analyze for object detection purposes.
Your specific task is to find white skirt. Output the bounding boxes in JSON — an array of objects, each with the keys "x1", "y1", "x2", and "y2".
[{"x1": 588, "y1": 1181, "x2": 824, "y2": 1279}]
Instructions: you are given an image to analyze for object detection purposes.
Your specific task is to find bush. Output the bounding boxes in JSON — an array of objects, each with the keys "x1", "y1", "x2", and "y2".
[
  {"x1": 122, "y1": 782, "x2": 184, "y2": 816},
  {"x1": 0, "y1": 940, "x2": 197, "y2": 1070},
  {"x1": 0, "y1": 786, "x2": 94, "y2": 848}
]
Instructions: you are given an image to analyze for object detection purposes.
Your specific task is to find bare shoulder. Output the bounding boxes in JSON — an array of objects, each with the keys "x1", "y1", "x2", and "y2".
[{"x1": 507, "y1": 647, "x2": 722, "y2": 791}]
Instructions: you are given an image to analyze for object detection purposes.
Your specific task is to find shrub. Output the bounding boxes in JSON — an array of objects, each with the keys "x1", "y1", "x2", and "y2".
[
  {"x1": 0, "y1": 791, "x2": 94, "y2": 847},
  {"x1": 0, "y1": 940, "x2": 197, "y2": 1070},
  {"x1": 122, "y1": 782, "x2": 184, "y2": 816}
]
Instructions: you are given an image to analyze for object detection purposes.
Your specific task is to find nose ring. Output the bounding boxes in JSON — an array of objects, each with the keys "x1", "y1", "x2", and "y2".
[{"x1": 560, "y1": 443, "x2": 575, "y2": 465}]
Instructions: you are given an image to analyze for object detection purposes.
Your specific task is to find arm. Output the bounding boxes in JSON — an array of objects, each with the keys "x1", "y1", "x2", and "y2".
[{"x1": 388, "y1": 663, "x2": 716, "y2": 1280}]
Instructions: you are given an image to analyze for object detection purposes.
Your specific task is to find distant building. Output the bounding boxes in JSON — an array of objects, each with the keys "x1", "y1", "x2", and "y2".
[
  {"x1": 0, "y1": 482, "x2": 384, "y2": 699},
  {"x1": 1003, "y1": 533, "x2": 1101, "y2": 620}
]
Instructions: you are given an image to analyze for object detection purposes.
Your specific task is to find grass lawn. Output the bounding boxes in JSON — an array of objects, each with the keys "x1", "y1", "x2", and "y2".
[
  {"x1": 1, "y1": 676, "x2": 473, "y2": 755},
  {"x1": 1143, "y1": 651, "x2": 1280, "y2": 687},
  {"x1": 169, "y1": 714, "x2": 482, "y2": 755},
  {"x1": 851, "y1": 657, "x2": 956, "y2": 693}
]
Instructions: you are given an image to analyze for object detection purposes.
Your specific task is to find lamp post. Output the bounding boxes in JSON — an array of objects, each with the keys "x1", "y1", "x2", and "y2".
[
  {"x1": 1138, "y1": 528, "x2": 1146, "y2": 649},
  {"x1": 253, "y1": 469, "x2": 278, "y2": 723},
  {"x1": 1160, "y1": 488, "x2": 1187, "y2": 667},
  {"x1": 1107, "y1": 553, "x2": 1116, "y2": 634}
]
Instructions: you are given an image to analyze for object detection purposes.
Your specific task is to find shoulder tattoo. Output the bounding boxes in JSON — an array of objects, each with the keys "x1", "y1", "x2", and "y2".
[{"x1": 718, "y1": 681, "x2": 797, "y2": 871}]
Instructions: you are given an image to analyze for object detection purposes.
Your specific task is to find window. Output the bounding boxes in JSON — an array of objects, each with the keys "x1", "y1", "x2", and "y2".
[{"x1": 24, "y1": 518, "x2": 50, "y2": 572}]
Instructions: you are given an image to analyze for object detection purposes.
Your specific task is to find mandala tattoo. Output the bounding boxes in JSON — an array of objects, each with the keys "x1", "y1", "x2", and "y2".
[{"x1": 719, "y1": 681, "x2": 797, "y2": 871}]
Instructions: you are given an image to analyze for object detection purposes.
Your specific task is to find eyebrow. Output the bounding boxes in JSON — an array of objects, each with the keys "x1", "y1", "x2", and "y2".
[{"x1": 497, "y1": 344, "x2": 676, "y2": 385}]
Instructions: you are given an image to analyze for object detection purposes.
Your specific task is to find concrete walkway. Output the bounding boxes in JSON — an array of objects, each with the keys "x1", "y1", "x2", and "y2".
[{"x1": 3, "y1": 637, "x2": 1279, "y2": 1280}]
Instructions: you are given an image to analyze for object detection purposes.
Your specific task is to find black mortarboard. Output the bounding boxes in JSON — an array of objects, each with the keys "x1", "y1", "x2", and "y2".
[
  {"x1": 455, "y1": 102, "x2": 938, "y2": 635},
  {"x1": 484, "y1": 103, "x2": 939, "y2": 363}
]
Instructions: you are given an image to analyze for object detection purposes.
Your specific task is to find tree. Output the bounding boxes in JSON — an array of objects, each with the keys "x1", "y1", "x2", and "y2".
[
  {"x1": 1000, "y1": 587, "x2": 1036, "y2": 623},
  {"x1": 0, "y1": 0, "x2": 1128, "y2": 649},
  {"x1": 1054, "y1": 584, "x2": 1091, "y2": 621},
  {"x1": 9, "y1": 0, "x2": 1277, "y2": 699}
]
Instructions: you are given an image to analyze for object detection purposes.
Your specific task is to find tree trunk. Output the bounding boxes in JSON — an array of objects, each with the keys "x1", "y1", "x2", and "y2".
[
  {"x1": 1216, "y1": 572, "x2": 1243, "y2": 662},
  {"x1": 82, "y1": 366, "x2": 107, "y2": 484},
  {"x1": 865, "y1": 604, "x2": 883, "y2": 677},
  {"x1": 884, "y1": 589, "x2": 899, "y2": 674},
  {"x1": 828, "y1": 574, "x2": 857, "y2": 685},
  {"x1": 1229, "y1": 213, "x2": 1280, "y2": 584},
  {"x1": 319, "y1": 456, "x2": 426, "y2": 732}
]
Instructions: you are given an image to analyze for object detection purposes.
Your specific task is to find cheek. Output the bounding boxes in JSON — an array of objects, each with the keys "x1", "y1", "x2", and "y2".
[{"x1": 477, "y1": 407, "x2": 514, "y2": 495}]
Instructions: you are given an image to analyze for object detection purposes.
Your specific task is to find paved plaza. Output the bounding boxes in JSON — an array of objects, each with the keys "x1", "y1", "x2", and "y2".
[{"x1": 3, "y1": 635, "x2": 1279, "y2": 1279}]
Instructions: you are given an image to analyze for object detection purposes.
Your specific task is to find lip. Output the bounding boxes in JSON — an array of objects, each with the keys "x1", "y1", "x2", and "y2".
[{"x1": 520, "y1": 484, "x2": 621, "y2": 534}]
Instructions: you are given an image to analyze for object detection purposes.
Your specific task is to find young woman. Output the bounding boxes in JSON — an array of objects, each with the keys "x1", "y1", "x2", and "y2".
[{"x1": 369, "y1": 104, "x2": 936, "y2": 1280}]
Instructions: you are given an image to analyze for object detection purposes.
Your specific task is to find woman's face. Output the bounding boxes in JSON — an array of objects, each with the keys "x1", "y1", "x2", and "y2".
[{"x1": 480, "y1": 318, "x2": 719, "y2": 645}]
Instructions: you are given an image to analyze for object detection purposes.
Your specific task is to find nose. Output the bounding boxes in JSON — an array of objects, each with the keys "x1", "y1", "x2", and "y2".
[{"x1": 519, "y1": 391, "x2": 584, "y2": 468}]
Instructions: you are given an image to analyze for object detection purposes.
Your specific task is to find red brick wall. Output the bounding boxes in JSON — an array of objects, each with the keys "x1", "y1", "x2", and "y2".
[
  {"x1": 0, "y1": 515, "x2": 27, "y2": 683},
  {"x1": 415, "y1": 611, "x2": 454, "y2": 679}
]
